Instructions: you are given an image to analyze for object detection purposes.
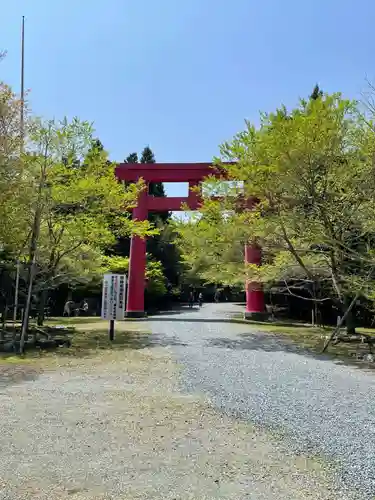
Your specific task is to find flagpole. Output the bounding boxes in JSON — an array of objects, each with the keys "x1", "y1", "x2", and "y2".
[
  {"x1": 20, "y1": 15, "x2": 25, "y2": 152},
  {"x1": 14, "y1": 16, "x2": 25, "y2": 323}
]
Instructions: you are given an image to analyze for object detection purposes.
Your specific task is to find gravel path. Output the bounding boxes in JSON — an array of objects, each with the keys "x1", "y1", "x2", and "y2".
[
  {"x1": 0, "y1": 321, "x2": 349, "y2": 500},
  {"x1": 147, "y1": 303, "x2": 375, "y2": 499}
]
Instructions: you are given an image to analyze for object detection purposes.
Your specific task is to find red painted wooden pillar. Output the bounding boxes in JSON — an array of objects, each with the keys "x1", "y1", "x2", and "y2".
[
  {"x1": 188, "y1": 181, "x2": 201, "y2": 209},
  {"x1": 244, "y1": 242, "x2": 266, "y2": 320},
  {"x1": 126, "y1": 185, "x2": 148, "y2": 317}
]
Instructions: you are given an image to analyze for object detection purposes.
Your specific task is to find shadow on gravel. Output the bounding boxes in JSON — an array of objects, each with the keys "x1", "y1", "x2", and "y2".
[
  {"x1": 128, "y1": 333, "x2": 188, "y2": 349},
  {"x1": 0, "y1": 364, "x2": 41, "y2": 389},
  {"x1": 144, "y1": 317, "x2": 247, "y2": 324},
  {"x1": 206, "y1": 332, "x2": 330, "y2": 362},
  {"x1": 0, "y1": 331, "x2": 188, "y2": 387},
  {"x1": 207, "y1": 332, "x2": 375, "y2": 370},
  {"x1": 148, "y1": 307, "x2": 199, "y2": 317},
  {"x1": 53, "y1": 330, "x2": 189, "y2": 359}
]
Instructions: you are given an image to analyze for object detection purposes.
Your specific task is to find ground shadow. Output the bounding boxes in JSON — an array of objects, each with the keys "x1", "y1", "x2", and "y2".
[
  {"x1": 143, "y1": 317, "x2": 317, "y2": 328},
  {"x1": 52, "y1": 330, "x2": 188, "y2": 359},
  {"x1": 147, "y1": 307, "x2": 200, "y2": 317},
  {"x1": 0, "y1": 364, "x2": 41, "y2": 389},
  {"x1": 144, "y1": 316, "x2": 251, "y2": 324},
  {"x1": 0, "y1": 330, "x2": 188, "y2": 387},
  {"x1": 206, "y1": 332, "x2": 374, "y2": 369},
  {"x1": 206, "y1": 332, "x2": 334, "y2": 362}
]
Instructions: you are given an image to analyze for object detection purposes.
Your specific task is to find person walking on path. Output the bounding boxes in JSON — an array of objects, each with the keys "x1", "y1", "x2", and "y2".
[{"x1": 188, "y1": 291, "x2": 194, "y2": 309}]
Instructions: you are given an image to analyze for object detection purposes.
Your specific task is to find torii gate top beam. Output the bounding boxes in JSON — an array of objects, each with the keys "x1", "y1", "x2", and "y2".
[{"x1": 115, "y1": 162, "x2": 226, "y2": 183}]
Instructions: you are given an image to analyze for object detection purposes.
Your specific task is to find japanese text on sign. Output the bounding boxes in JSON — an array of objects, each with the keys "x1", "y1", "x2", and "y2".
[{"x1": 101, "y1": 274, "x2": 127, "y2": 320}]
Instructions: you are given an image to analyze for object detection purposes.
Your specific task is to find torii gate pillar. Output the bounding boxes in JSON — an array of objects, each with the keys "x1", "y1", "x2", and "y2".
[
  {"x1": 126, "y1": 185, "x2": 148, "y2": 317},
  {"x1": 115, "y1": 162, "x2": 265, "y2": 319},
  {"x1": 244, "y1": 242, "x2": 265, "y2": 320}
]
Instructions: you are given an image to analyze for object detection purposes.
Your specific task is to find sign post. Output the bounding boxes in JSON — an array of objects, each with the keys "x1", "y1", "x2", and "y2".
[
  {"x1": 109, "y1": 318, "x2": 115, "y2": 341},
  {"x1": 101, "y1": 274, "x2": 127, "y2": 340}
]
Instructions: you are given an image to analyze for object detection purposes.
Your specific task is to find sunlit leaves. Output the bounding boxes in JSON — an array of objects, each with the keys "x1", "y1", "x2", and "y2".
[
  {"x1": 176, "y1": 92, "x2": 375, "y2": 300},
  {"x1": 0, "y1": 107, "x2": 159, "y2": 291}
]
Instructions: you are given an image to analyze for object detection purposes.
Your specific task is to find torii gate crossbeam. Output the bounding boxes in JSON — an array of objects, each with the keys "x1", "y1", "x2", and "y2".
[{"x1": 115, "y1": 162, "x2": 265, "y2": 319}]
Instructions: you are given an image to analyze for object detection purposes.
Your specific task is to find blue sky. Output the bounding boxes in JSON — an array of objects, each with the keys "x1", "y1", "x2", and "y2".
[{"x1": 2, "y1": 0, "x2": 375, "y2": 197}]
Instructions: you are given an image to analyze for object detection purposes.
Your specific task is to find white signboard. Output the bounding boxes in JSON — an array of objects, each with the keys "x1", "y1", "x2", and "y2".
[{"x1": 101, "y1": 274, "x2": 127, "y2": 320}]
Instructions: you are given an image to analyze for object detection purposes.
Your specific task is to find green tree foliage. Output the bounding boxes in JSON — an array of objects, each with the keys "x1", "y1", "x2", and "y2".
[
  {"x1": 91, "y1": 138, "x2": 104, "y2": 152},
  {"x1": 140, "y1": 146, "x2": 165, "y2": 197},
  {"x1": 27, "y1": 122, "x2": 155, "y2": 325},
  {"x1": 0, "y1": 64, "x2": 174, "y2": 329},
  {"x1": 0, "y1": 78, "x2": 157, "y2": 335},
  {"x1": 151, "y1": 224, "x2": 184, "y2": 286},
  {"x1": 0, "y1": 82, "x2": 30, "y2": 253},
  {"x1": 310, "y1": 84, "x2": 323, "y2": 100},
  {"x1": 145, "y1": 260, "x2": 167, "y2": 296},
  {"x1": 174, "y1": 200, "x2": 246, "y2": 287},
  {"x1": 124, "y1": 152, "x2": 138, "y2": 163},
  {"x1": 101, "y1": 255, "x2": 166, "y2": 297},
  {"x1": 176, "y1": 92, "x2": 375, "y2": 331}
]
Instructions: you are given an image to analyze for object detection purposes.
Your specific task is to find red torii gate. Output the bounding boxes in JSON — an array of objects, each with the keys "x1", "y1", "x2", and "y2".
[{"x1": 115, "y1": 162, "x2": 265, "y2": 319}]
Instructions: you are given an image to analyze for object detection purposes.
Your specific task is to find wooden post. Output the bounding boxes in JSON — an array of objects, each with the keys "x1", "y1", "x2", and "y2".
[{"x1": 109, "y1": 319, "x2": 115, "y2": 341}]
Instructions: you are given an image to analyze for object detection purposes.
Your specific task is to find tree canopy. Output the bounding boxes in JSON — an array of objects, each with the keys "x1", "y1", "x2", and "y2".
[
  {"x1": 175, "y1": 91, "x2": 375, "y2": 329},
  {"x1": 0, "y1": 74, "x2": 159, "y2": 331}
]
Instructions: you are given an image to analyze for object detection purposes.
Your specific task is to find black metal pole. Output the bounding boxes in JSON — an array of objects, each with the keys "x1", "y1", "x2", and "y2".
[
  {"x1": 20, "y1": 15, "x2": 25, "y2": 153},
  {"x1": 109, "y1": 319, "x2": 115, "y2": 341}
]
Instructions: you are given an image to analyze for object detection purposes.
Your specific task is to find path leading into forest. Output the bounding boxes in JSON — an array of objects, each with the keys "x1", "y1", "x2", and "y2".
[{"x1": 0, "y1": 304, "x2": 373, "y2": 499}]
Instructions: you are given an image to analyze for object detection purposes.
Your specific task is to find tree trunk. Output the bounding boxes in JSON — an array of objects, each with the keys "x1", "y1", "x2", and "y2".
[
  {"x1": 20, "y1": 171, "x2": 45, "y2": 354},
  {"x1": 0, "y1": 305, "x2": 7, "y2": 341},
  {"x1": 343, "y1": 294, "x2": 356, "y2": 335},
  {"x1": 1, "y1": 305, "x2": 7, "y2": 330},
  {"x1": 19, "y1": 144, "x2": 49, "y2": 354},
  {"x1": 20, "y1": 257, "x2": 35, "y2": 353},
  {"x1": 13, "y1": 260, "x2": 20, "y2": 322},
  {"x1": 20, "y1": 208, "x2": 42, "y2": 353},
  {"x1": 322, "y1": 292, "x2": 359, "y2": 353},
  {"x1": 37, "y1": 289, "x2": 48, "y2": 327}
]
